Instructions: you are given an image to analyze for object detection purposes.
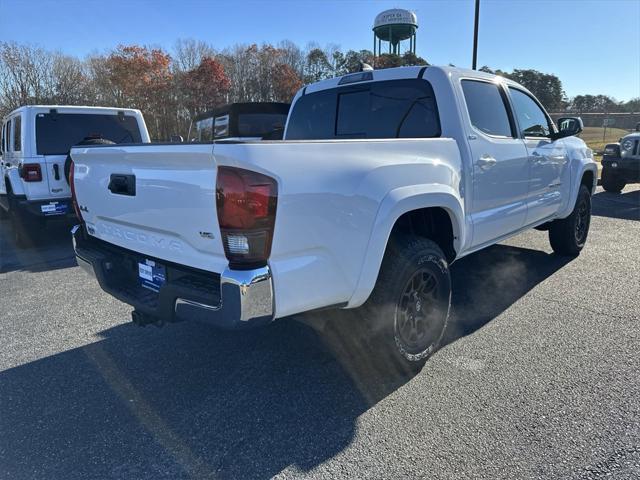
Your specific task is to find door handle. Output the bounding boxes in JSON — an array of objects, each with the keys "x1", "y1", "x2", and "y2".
[
  {"x1": 476, "y1": 155, "x2": 497, "y2": 170},
  {"x1": 108, "y1": 174, "x2": 136, "y2": 196}
]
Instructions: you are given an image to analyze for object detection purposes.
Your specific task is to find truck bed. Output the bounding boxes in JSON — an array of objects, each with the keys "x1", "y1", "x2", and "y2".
[{"x1": 71, "y1": 138, "x2": 462, "y2": 318}]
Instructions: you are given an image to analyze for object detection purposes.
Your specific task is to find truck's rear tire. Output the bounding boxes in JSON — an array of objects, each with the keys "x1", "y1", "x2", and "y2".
[
  {"x1": 601, "y1": 167, "x2": 625, "y2": 193},
  {"x1": 362, "y1": 235, "x2": 451, "y2": 369},
  {"x1": 548, "y1": 185, "x2": 591, "y2": 257}
]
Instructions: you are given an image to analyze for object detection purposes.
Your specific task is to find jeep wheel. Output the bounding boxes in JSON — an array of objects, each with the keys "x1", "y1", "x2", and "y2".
[
  {"x1": 601, "y1": 167, "x2": 625, "y2": 193},
  {"x1": 548, "y1": 184, "x2": 591, "y2": 257},
  {"x1": 363, "y1": 235, "x2": 451, "y2": 370}
]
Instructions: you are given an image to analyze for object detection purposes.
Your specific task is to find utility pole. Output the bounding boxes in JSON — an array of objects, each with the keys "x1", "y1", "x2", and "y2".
[{"x1": 472, "y1": 0, "x2": 480, "y2": 70}]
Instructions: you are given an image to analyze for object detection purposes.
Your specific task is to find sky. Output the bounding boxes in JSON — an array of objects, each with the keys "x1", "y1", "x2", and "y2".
[{"x1": 1, "y1": 0, "x2": 639, "y2": 101}]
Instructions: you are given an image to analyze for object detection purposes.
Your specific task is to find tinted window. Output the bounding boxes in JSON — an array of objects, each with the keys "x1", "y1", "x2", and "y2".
[
  {"x1": 36, "y1": 113, "x2": 142, "y2": 155},
  {"x1": 462, "y1": 80, "x2": 513, "y2": 137},
  {"x1": 6, "y1": 120, "x2": 11, "y2": 153},
  {"x1": 286, "y1": 89, "x2": 336, "y2": 140},
  {"x1": 13, "y1": 115, "x2": 21, "y2": 152},
  {"x1": 337, "y1": 91, "x2": 369, "y2": 136},
  {"x1": 195, "y1": 117, "x2": 213, "y2": 142},
  {"x1": 286, "y1": 79, "x2": 440, "y2": 140},
  {"x1": 237, "y1": 113, "x2": 288, "y2": 137},
  {"x1": 214, "y1": 115, "x2": 229, "y2": 138},
  {"x1": 509, "y1": 88, "x2": 550, "y2": 138}
]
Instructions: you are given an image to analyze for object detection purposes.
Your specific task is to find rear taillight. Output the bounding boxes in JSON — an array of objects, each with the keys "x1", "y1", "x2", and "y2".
[
  {"x1": 20, "y1": 163, "x2": 42, "y2": 182},
  {"x1": 216, "y1": 166, "x2": 277, "y2": 269},
  {"x1": 69, "y1": 159, "x2": 83, "y2": 222}
]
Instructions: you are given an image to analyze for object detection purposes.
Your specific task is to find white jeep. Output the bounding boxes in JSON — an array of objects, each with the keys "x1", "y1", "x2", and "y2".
[{"x1": 0, "y1": 106, "x2": 149, "y2": 247}]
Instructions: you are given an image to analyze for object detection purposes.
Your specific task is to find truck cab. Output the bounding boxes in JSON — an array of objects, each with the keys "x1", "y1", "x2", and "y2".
[{"x1": 0, "y1": 105, "x2": 149, "y2": 246}]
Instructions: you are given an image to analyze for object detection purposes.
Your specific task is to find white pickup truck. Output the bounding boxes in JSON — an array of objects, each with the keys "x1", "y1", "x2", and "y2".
[{"x1": 71, "y1": 66, "x2": 597, "y2": 366}]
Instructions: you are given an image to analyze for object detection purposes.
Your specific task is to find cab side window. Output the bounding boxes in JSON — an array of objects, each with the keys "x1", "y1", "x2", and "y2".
[
  {"x1": 461, "y1": 80, "x2": 514, "y2": 138},
  {"x1": 13, "y1": 115, "x2": 21, "y2": 152},
  {"x1": 508, "y1": 88, "x2": 550, "y2": 138}
]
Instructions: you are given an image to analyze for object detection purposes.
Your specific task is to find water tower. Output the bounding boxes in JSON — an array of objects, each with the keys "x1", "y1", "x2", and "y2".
[{"x1": 373, "y1": 9, "x2": 418, "y2": 57}]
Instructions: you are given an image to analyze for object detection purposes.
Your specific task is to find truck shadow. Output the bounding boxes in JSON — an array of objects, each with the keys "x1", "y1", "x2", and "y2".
[
  {"x1": 0, "y1": 243, "x2": 571, "y2": 479},
  {"x1": 592, "y1": 188, "x2": 640, "y2": 221},
  {"x1": 446, "y1": 244, "x2": 572, "y2": 344},
  {"x1": 0, "y1": 218, "x2": 76, "y2": 273}
]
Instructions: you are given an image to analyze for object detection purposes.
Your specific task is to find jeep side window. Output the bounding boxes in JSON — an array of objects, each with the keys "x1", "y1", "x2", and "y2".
[
  {"x1": 461, "y1": 80, "x2": 513, "y2": 138},
  {"x1": 13, "y1": 115, "x2": 21, "y2": 152},
  {"x1": 508, "y1": 88, "x2": 550, "y2": 138},
  {"x1": 6, "y1": 119, "x2": 12, "y2": 153}
]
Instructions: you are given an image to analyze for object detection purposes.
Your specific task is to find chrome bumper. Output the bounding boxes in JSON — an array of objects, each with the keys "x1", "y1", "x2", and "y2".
[
  {"x1": 71, "y1": 225, "x2": 274, "y2": 329},
  {"x1": 173, "y1": 266, "x2": 274, "y2": 327}
]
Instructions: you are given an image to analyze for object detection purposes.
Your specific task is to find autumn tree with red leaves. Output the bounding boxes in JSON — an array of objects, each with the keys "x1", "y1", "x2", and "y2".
[
  {"x1": 91, "y1": 45, "x2": 174, "y2": 139},
  {"x1": 179, "y1": 56, "x2": 230, "y2": 117},
  {"x1": 272, "y1": 63, "x2": 303, "y2": 102}
]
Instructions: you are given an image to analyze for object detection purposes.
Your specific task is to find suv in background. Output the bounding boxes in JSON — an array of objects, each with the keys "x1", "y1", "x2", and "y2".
[
  {"x1": 0, "y1": 106, "x2": 149, "y2": 247},
  {"x1": 188, "y1": 102, "x2": 290, "y2": 142},
  {"x1": 601, "y1": 124, "x2": 640, "y2": 192}
]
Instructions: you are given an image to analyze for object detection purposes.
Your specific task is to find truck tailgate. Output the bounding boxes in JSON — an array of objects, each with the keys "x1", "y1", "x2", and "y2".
[{"x1": 71, "y1": 144, "x2": 228, "y2": 273}]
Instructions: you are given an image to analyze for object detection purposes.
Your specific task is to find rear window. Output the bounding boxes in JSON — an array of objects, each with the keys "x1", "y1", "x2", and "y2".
[
  {"x1": 36, "y1": 113, "x2": 142, "y2": 155},
  {"x1": 286, "y1": 79, "x2": 440, "y2": 140},
  {"x1": 237, "y1": 113, "x2": 287, "y2": 137}
]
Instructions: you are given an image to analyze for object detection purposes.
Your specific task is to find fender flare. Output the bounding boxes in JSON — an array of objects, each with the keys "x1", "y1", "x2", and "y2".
[
  {"x1": 347, "y1": 184, "x2": 466, "y2": 308},
  {"x1": 557, "y1": 162, "x2": 597, "y2": 219}
]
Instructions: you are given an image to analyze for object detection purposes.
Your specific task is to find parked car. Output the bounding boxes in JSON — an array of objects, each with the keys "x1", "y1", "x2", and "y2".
[
  {"x1": 0, "y1": 106, "x2": 149, "y2": 246},
  {"x1": 188, "y1": 102, "x2": 290, "y2": 142},
  {"x1": 601, "y1": 124, "x2": 640, "y2": 192},
  {"x1": 70, "y1": 66, "x2": 596, "y2": 367}
]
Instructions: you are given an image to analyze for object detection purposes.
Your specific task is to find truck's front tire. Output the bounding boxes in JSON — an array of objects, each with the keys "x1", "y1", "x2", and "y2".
[
  {"x1": 363, "y1": 235, "x2": 451, "y2": 368},
  {"x1": 601, "y1": 167, "x2": 625, "y2": 193},
  {"x1": 548, "y1": 184, "x2": 591, "y2": 257}
]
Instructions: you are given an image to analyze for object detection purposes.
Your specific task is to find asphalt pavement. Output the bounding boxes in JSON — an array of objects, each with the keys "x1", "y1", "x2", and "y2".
[{"x1": 0, "y1": 186, "x2": 639, "y2": 479}]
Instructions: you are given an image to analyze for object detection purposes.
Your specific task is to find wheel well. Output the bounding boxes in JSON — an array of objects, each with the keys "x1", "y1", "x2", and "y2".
[
  {"x1": 389, "y1": 207, "x2": 456, "y2": 263},
  {"x1": 581, "y1": 170, "x2": 594, "y2": 192}
]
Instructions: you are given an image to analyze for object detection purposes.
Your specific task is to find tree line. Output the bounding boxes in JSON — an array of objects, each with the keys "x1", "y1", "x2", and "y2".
[
  {"x1": 479, "y1": 66, "x2": 639, "y2": 114},
  {"x1": 1, "y1": 39, "x2": 637, "y2": 140}
]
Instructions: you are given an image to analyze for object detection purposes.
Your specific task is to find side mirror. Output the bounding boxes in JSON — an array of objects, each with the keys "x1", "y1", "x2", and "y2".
[
  {"x1": 553, "y1": 116, "x2": 583, "y2": 140},
  {"x1": 170, "y1": 134, "x2": 184, "y2": 143}
]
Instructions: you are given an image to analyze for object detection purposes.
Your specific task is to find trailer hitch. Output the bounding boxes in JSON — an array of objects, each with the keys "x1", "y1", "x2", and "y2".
[{"x1": 131, "y1": 310, "x2": 165, "y2": 328}]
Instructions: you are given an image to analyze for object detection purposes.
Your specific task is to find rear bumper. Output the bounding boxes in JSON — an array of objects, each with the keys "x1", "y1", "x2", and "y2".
[
  {"x1": 10, "y1": 196, "x2": 75, "y2": 220},
  {"x1": 71, "y1": 225, "x2": 274, "y2": 329}
]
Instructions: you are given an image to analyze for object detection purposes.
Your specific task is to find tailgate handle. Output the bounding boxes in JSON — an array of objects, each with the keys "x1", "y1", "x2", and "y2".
[
  {"x1": 53, "y1": 164, "x2": 60, "y2": 180},
  {"x1": 108, "y1": 174, "x2": 136, "y2": 196}
]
